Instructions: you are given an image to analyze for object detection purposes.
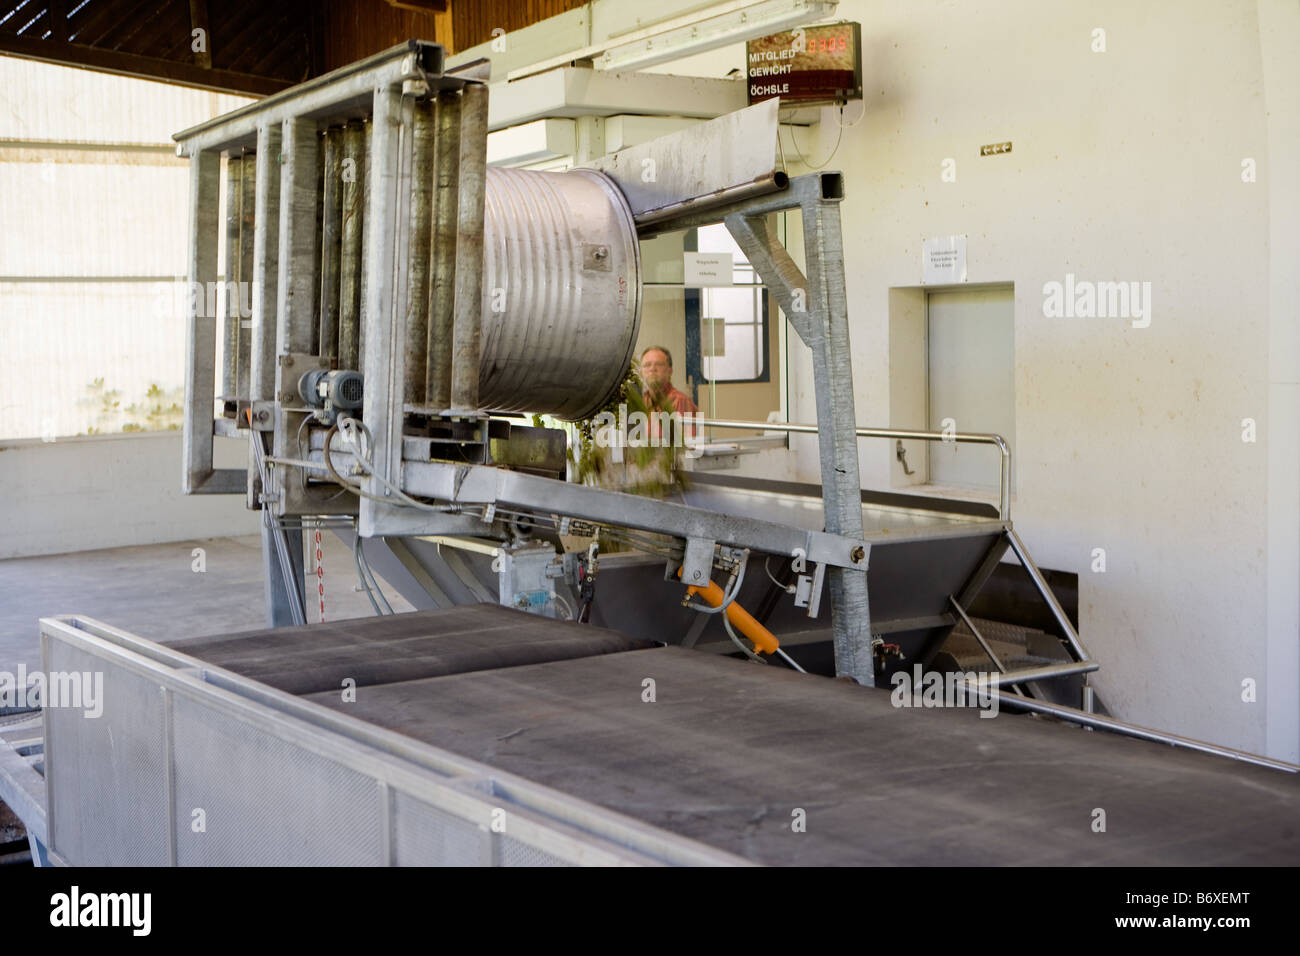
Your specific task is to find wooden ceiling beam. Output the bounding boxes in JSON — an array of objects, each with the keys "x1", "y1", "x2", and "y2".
[
  {"x1": 0, "y1": 30, "x2": 291, "y2": 95},
  {"x1": 384, "y1": 0, "x2": 447, "y2": 13}
]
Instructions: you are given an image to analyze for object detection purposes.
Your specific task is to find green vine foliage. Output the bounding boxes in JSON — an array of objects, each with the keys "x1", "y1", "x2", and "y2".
[
  {"x1": 565, "y1": 361, "x2": 689, "y2": 498},
  {"x1": 80, "y1": 379, "x2": 183, "y2": 434}
]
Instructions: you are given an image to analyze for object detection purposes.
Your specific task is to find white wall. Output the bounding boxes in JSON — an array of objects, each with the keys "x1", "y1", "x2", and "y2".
[
  {"x1": 737, "y1": 0, "x2": 1297, "y2": 760},
  {"x1": 0, "y1": 433, "x2": 260, "y2": 559},
  {"x1": 1258, "y1": 0, "x2": 1300, "y2": 764}
]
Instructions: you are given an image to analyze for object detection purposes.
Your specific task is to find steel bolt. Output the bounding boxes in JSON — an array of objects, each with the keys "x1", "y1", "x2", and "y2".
[
  {"x1": 593, "y1": 246, "x2": 608, "y2": 261},
  {"x1": 850, "y1": 546, "x2": 865, "y2": 563}
]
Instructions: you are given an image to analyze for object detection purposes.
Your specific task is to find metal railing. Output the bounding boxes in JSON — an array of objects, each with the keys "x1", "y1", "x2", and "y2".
[{"x1": 692, "y1": 418, "x2": 1012, "y2": 521}]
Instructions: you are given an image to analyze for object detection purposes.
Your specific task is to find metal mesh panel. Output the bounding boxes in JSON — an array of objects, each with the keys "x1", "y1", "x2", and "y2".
[
  {"x1": 46, "y1": 638, "x2": 170, "y2": 866},
  {"x1": 171, "y1": 694, "x2": 383, "y2": 865},
  {"x1": 392, "y1": 790, "x2": 485, "y2": 865},
  {"x1": 500, "y1": 836, "x2": 572, "y2": 867}
]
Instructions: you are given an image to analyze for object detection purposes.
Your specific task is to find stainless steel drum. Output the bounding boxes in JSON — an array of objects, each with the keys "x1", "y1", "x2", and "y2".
[{"x1": 479, "y1": 166, "x2": 641, "y2": 421}]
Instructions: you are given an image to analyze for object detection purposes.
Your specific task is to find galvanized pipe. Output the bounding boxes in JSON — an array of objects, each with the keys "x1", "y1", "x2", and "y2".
[
  {"x1": 947, "y1": 596, "x2": 1008, "y2": 674},
  {"x1": 981, "y1": 660, "x2": 1098, "y2": 687},
  {"x1": 237, "y1": 149, "x2": 256, "y2": 401},
  {"x1": 338, "y1": 122, "x2": 364, "y2": 369},
  {"x1": 360, "y1": 118, "x2": 373, "y2": 366},
  {"x1": 221, "y1": 156, "x2": 242, "y2": 399},
  {"x1": 404, "y1": 100, "x2": 435, "y2": 404},
  {"x1": 450, "y1": 83, "x2": 488, "y2": 413},
  {"x1": 172, "y1": 41, "x2": 446, "y2": 154},
  {"x1": 276, "y1": 117, "x2": 320, "y2": 357},
  {"x1": 634, "y1": 171, "x2": 789, "y2": 229},
  {"x1": 310, "y1": 132, "x2": 324, "y2": 356},
  {"x1": 425, "y1": 90, "x2": 460, "y2": 409},
  {"x1": 319, "y1": 129, "x2": 343, "y2": 361},
  {"x1": 977, "y1": 687, "x2": 1300, "y2": 775},
  {"x1": 249, "y1": 124, "x2": 282, "y2": 404},
  {"x1": 1006, "y1": 526, "x2": 1093, "y2": 663}
]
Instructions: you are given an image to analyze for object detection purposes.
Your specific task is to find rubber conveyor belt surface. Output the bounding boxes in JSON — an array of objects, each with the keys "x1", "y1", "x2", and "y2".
[
  {"x1": 171, "y1": 604, "x2": 655, "y2": 695},
  {"x1": 299, "y1": 646, "x2": 1300, "y2": 866}
]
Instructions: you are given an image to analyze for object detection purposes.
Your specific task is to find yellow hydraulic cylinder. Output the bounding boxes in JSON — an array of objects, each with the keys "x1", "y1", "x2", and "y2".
[{"x1": 678, "y1": 569, "x2": 780, "y2": 656}]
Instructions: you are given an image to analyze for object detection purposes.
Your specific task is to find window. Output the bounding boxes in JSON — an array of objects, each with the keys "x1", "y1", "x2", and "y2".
[{"x1": 692, "y1": 224, "x2": 768, "y2": 384}]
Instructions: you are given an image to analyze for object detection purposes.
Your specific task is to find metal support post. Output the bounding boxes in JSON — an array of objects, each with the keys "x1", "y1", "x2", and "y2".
[
  {"x1": 359, "y1": 83, "x2": 406, "y2": 535},
  {"x1": 319, "y1": 129, "x2": 343, "y2": 361},
  {"x1": 426, "y1": 88, "x2": 460, "y2": 409},
  {"x1": 723, "y1": 179, "x2": 873, "y2": 685},
  {"x1": 181, "y1": 147, "x2": 243, "y2": 494},
  {"x1": 449, "y1": 82, "x2": 488, "y2": 413}
]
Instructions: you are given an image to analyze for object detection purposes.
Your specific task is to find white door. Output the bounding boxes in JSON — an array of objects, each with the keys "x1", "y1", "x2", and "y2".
[{"x1": 927, "y1": 288, "x2": 1015, "y2": 490}]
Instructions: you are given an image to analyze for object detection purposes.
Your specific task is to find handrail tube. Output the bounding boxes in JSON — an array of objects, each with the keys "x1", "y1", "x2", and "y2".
[
  {"x1": 957, "y1": 684, "x2": 1300, "y2": 775},
  {"x1": 1006, "y1": 526, "x2": 1093, "y2": 663},
  {"x1": 691, "y1": 417, "x2": 1012, "y2": 521}
]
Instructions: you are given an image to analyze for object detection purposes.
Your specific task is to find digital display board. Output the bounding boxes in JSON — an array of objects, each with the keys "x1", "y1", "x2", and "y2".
[{"x1": 746, "y1": 22, "x2": 863, "y2": 106}]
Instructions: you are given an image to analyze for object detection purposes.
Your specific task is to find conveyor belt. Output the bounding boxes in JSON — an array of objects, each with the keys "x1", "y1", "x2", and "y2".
[
  {"x1": 171, "y1": 604, "x2": 655, "y2": 695},
  {"x1": 296, "y1": 647, "x2": 1300, "y2": 866}
]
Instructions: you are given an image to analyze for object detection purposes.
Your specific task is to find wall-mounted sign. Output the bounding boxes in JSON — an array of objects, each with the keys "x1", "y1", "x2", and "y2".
[
  {"x1": 684, "y1": 252, "x2": 734, "y2": 287},
  {"x1": 746, "y1": 22, "x2": 863, "y2": 106},
  {"x1": 922, "y1": 235, "x2": 968, "y2": 285},
  {"x1": 980, "y1": 141, "x2": 1013, "y2": 156}
]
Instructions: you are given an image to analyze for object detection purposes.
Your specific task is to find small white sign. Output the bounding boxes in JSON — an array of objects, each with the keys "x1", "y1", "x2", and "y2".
[
  {"x1": 684, "y1": 252, "x2": 734, "y2": 287},
  {"x1": 922, "y1": 235, "x2": 968, "y2": 284}
]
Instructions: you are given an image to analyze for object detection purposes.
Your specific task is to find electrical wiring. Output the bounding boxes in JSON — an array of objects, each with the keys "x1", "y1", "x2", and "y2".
[
  {"x1": 764, "y1": 555, "x2": 796, "y2": 594},
  {"x1": 353, "y1": 533, "x2": 385, "y2": 617},
  {"x1": 353, "y1": 533, "x2": 394, "y2": 615},
  {"x1": 836, "y1": 100, "x2": 867, "y2": 129},
  {"x1": 684, "y1": 549, "x2": 749, "y2": 615},
  {"x1": 782, "y1": 109, "x2": 845, "y2": 171},
  {"x1": 721, "y1": 611, "x2": 766, "y2": 664},
  {"x1": 267, "y1": 424, "x2": 458, "y2": 513},
  {"x1": 717, "y1": 603, "x2": 807, "y2": 672},
  {"x1": 335, "y1": 417, "x2": 462, "y2": 515}
]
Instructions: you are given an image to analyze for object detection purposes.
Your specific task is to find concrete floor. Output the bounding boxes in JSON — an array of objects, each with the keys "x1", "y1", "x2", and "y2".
[{"x1": 0, "y1": 533, "x2": 413, "y2": 676}]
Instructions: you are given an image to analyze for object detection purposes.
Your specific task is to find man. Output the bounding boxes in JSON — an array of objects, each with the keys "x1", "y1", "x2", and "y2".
[
  {"x1": 639, "y1": 345, "x2": 698, "y2": 448},
  {"x1": 639, "y1": 346, "x2": 698, "y2": 416}
]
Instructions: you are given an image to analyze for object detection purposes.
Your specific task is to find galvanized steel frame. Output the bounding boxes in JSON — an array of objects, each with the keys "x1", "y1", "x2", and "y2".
[
  {"x1": 176, "y1": 41, "x2": 471, "y2": 502},
  {"x1": 174, "y1": 47, "x2": 1059, "y2": 692}
]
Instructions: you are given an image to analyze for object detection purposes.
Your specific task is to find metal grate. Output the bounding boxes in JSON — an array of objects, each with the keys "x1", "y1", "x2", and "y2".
[
  {"x1": 500, "y1": 835, "x2": 572, "y2": 868},
  {"x1": 171, "y1": 693, "x2": 383, "y2": 865},
  {"x1": 46, "y1": 639, "x2": 169, "y2": 866},
  {"x1": 392, "y1": 790, "x2": 485, "y2": 866}
]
